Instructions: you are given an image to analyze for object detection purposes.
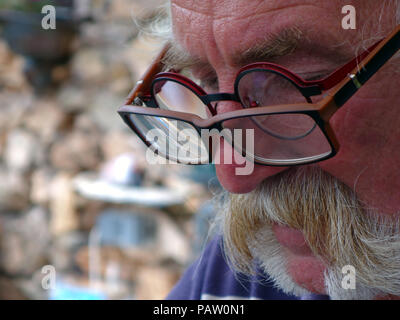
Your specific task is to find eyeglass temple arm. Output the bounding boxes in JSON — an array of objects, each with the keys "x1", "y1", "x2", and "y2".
[
  {"x1": 305, "y1": 41, "x2": 382, "y2": 90},
  {"x1": 125, "y1": 43, "x2": 171, "y2": 105},
  {"x1": 333, "y1": 26, "x2": 400, "y2": 108}
]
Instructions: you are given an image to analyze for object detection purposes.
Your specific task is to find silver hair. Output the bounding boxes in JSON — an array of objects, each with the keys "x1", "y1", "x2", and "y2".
[{"x1": 135, "y1": 2, "x2": 172, "y2": 42}]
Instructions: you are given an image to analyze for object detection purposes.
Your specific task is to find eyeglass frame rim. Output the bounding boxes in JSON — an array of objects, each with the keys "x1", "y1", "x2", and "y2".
[
  {"x1": 119, "y1": 25, "x2": 400, "y2": 166},
  {"x1": 150, "y1": 68, "x2": 316, "y2": 116},
  {"x1": 118, "y1": 103, "x2": 339, "y2": 166},
  {"x1": 145, "y1": 41, "x2": 382, "y2": 114},
  {"x1": 124, "y1": 35, "x2": 384, "y2": 108}
]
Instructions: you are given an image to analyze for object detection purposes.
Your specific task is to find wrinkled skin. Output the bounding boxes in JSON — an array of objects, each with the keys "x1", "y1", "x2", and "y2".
[{"x1": 171, "y1": 0, "x2": 400, "y2": 295}]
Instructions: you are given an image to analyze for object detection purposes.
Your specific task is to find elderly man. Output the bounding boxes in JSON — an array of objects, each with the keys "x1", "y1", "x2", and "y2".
[{"x1": 119, "y1": 0, "x2": 400, "y2": 299}]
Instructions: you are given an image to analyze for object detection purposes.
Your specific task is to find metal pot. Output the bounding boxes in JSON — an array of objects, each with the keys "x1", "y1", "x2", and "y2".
[{"x1": 0, "y1": 5, "x2": 85, "y2": 91}]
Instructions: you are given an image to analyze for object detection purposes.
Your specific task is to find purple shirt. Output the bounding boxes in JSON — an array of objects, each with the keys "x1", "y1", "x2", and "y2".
[{"x1": 167, "y1": 235, "x2": 330, "y2": 300}]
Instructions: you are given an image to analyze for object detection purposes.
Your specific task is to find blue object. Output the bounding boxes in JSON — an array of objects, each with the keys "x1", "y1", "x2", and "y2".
[
  {"x1": 50, "y1": 280, "x2": 107, "y2": 300},
  {"x1": 95, "y1": 209, "x2": 157, "y2": 248}
]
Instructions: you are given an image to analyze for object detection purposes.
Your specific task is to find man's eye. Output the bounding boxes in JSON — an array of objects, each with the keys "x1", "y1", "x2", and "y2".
[
  {"x1": 304, "y1": 74, "x2": 326, "y2": 81},
  {"x1": 303, "y1": 71, "x2": 333, "y2": 81}
]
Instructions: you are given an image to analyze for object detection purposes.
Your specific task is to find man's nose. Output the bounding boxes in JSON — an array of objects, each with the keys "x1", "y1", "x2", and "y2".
[
  {"x1": 213, "y1": 101, "x2": 289, "y2": 194},
  {"x1": 214, "y1": 139, "x2": 288, "y2": 193},
  {"x1": 215, "y1": 99, "x2": 242, "y2": 114}
]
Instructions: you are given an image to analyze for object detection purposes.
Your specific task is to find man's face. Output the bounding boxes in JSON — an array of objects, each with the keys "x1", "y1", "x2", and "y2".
[{"x1": 170, "y1": 0, "x2": 400, "y2": 298}]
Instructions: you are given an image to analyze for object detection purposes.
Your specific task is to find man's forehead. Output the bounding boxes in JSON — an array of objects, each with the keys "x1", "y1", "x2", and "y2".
[
  {"x1": 169, "y1": 0, "x2": 368, "y2": 70},
  {"x1": 164, "y1": 27, "x2": 307, "y2": 70}
]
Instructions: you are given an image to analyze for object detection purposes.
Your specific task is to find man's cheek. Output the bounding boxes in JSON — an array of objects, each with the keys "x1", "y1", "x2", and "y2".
[{"x1": 329, "y1": 95, "x2": 392, "y2": 148}]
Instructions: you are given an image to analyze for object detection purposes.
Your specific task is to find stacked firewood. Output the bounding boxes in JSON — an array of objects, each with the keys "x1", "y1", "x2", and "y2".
[{"x1": 0, "y1": 0, "x2": 214, "y2": 300}]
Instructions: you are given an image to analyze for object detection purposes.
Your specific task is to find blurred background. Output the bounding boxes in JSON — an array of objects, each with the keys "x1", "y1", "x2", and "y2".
[{"x1": 0, "y1": 0, "x2": 219, "y2": 299}]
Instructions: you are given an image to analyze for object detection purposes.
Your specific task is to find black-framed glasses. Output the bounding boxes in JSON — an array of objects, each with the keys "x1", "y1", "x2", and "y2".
[{"x1": 118, "y1": 25, "x2": 400, "y2": 166}]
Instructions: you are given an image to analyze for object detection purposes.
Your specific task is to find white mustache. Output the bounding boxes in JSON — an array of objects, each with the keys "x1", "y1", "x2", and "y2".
[{"x1": 213, "y1": 166, "x2": 400, "y2": 299}]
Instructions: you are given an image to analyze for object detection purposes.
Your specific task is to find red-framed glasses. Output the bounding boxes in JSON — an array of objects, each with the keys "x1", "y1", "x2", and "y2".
[{"x1": 118, "y1": 25, "x2": 400, "y2": 166}]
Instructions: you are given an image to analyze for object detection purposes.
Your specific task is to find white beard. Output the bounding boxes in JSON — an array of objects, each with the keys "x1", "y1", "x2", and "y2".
[
  {"x1": 251, "y1": 225, "x2": 386, "y2": 300},
  {"x1": 214, "y1": 167, "x2": 400, "y2": 300}
]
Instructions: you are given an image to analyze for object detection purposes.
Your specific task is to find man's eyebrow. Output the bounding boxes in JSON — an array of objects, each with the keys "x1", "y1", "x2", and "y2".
[
  {"x1": 233, "y1": 27, "x2": 304, "y2": 66},
  {"x1": 161, "y1": 44, "x2": 207, "y2": 72},
  {"x1": 161, "y1": 26, "x2": 305, "y2": 71}
]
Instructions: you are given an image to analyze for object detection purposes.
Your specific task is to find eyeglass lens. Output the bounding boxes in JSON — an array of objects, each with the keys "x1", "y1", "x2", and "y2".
[
  {"x1": 134, "y1": 69, "x2": 333, "y2": 164},
  {"x1": 153, "y1": 80, "x2": 209, "y2": 119},
  {"x1": 128, "y1": 113, "x2": 209, "y2": 164},
  {"x1": 221, "y1": 114, "x2": 332, "y2": 165}
]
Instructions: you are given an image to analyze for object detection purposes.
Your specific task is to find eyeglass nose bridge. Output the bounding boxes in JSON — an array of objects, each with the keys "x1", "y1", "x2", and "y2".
[
  {"x1": 201, "y1": 93, "x2": 239, "y2": 104},
  {"x1": 200, "y1": 93, "x2": 241, "y2": 114}
]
